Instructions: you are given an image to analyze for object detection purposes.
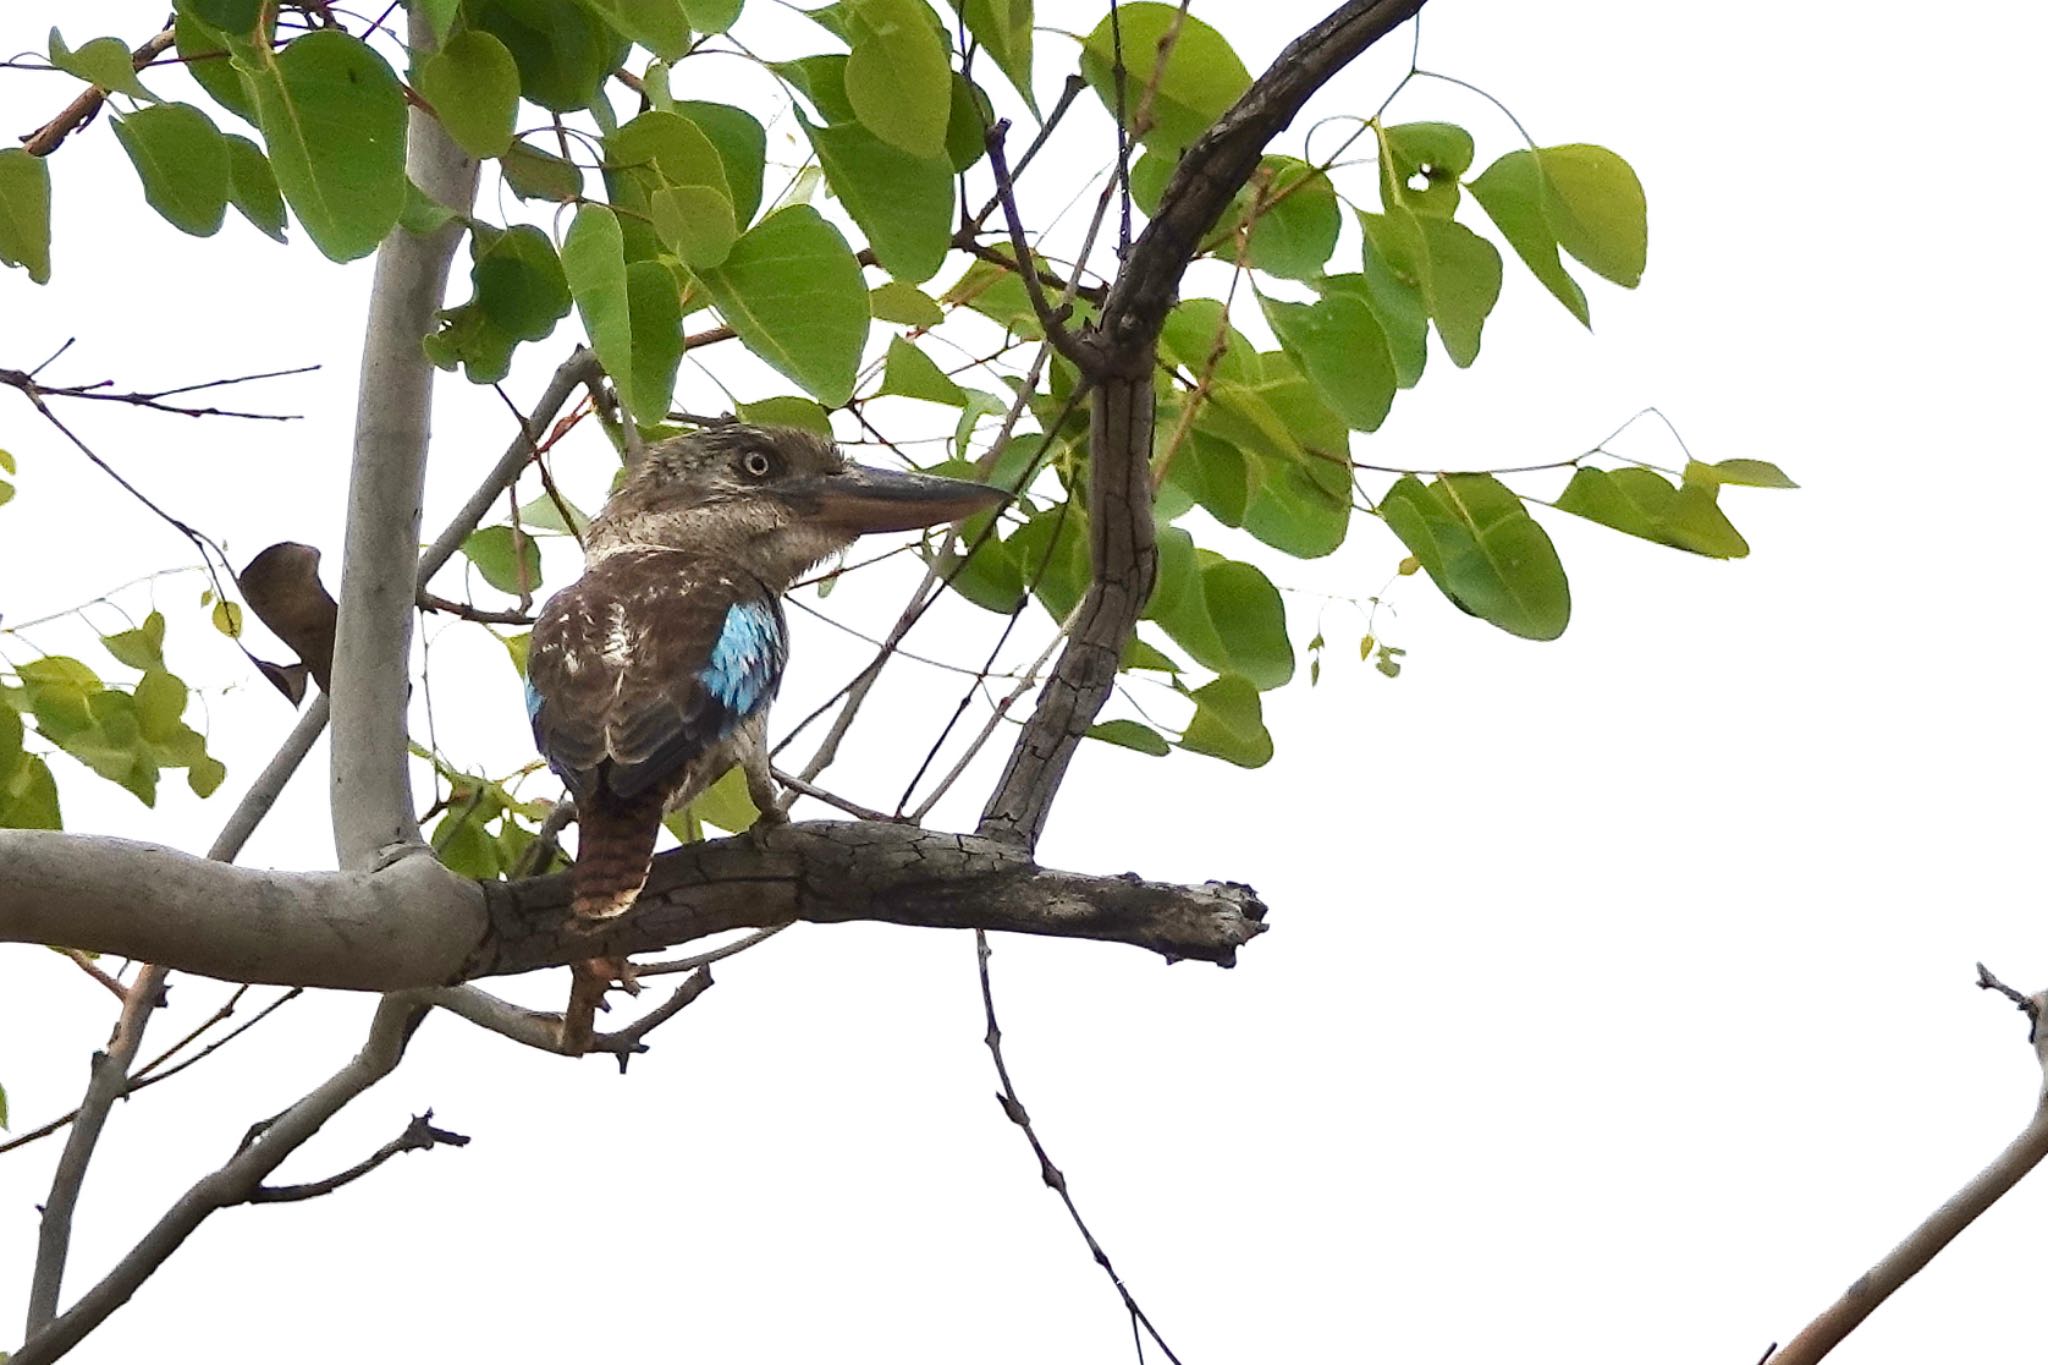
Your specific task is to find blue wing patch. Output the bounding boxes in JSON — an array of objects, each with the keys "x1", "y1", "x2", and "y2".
[
  {"x1": 524, "y1": 676, "x2": 544, "y2": 721},
  {"x1": 699, "y1": 599, "x2": 783, "y2": 726}
]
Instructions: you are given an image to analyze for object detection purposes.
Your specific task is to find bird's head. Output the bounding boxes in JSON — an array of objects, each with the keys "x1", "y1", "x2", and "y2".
[{"x1": 585, "y1": 424, "x2": 1007, "y2": 585}]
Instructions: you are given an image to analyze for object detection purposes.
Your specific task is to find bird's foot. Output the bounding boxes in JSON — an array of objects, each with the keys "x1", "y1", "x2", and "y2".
[
  {"x1": 559, "y1": 955, "x2": 641, "y2": 1053},
  {"x1": 745, "y1": 802, "x2": 789, "y2": 852}
]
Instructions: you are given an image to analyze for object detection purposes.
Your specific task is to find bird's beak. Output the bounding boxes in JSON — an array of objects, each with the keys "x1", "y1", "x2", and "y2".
[{"x1": 783, "y1": 464, "x2": 1007, "y2": 534}]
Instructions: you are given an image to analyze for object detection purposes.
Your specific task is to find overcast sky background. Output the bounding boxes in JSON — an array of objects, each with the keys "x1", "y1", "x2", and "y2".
[{"x1": 3, "y1": 2, "x2": 2045, "y2": 1361}]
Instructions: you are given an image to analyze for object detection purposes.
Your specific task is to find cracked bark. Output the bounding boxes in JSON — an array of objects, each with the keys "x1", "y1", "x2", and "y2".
[{"x1": 0, "y1": 823, "x2": 1266, "y2": 991}]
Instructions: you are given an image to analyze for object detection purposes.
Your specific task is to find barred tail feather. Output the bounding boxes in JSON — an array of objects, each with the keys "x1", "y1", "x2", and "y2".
[{"x1": 572, "y1": 787, "x2": 667, "y2": 921}]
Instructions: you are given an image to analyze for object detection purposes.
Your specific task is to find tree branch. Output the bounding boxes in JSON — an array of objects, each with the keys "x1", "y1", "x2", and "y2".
[
  {"x1": 9, "y1": 995, "x2": 427, "y2": 1365},
  {"x1": 977, "y1": 0, "x2": 1426, "y2": 849},
  {"x1": 20, "y1": 29, "x2": 176, "y2": 157},
  {"x1": 0, "y1": 822, "x2": 1268, "y2": 989},
  {"x1": 23, "y1": 965, "x2": 165, "y2": 1336},
  {"x1": 1766, "y1": 973, "x2": 2048, "y2": 1365},
  {"x1": 427, "y1": 970, "x2": 713, "y2": 1068},
  {"x1": 328, "y1": 7, "x2": 481, "y2": 870},
  {"x1": 977, "y1": 930, "x2": 1182, "y2": 1363},
  {"x1": 247, "y1": 1110, "x2": 469, "y2": 1203}
]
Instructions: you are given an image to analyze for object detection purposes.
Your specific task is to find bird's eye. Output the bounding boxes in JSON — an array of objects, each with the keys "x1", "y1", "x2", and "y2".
[{"x1": 741, "y1": 451, "x2": 773, "y2": 479}]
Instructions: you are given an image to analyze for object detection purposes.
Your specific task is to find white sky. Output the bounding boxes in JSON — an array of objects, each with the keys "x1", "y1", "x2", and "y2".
[{"x1": 4, "y1": 2, "x2": 2046, "y2": 1362}]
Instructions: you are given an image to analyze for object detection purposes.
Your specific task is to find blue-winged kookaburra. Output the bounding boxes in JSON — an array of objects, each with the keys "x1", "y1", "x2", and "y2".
[{"x1": 526, "y1": 424, "x2": 1003, "y2": 922}]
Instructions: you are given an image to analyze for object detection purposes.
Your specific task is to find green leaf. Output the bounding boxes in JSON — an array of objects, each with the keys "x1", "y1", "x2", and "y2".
[
  {"x1": 843, "y1": 0, "x2": 951, "y2": 159},
  {"x1": 1361, "y1": 210, "x2": 1501, "y2": 368},
  {"x1": 1081, "y1": 4, "x2": 1248, "y2": 152},
  {"x1": 174, "y1": 8, "x2": 259, "y2": 125},
  {"x1": 650, "y1": 184, "x2": 738, "y2": 269},
  {"x1": 501, "y1": 143, "x2": 585, "y2": 202},
  {"x1": 1468, "y1": 149, "x2": 1588, "y2": 327},
  {"x1": 246, "y1": 31, "x2": 408, "y2": 262},
  {"x1": 1088, "y1": 719, "x2": 1169, "y2": 756},
  {"x1": 113, "y1": 103, "x2": 229, "y2": 237},
  {"x1": 686, "y1": 763, "x2": 759, "y2": 832},
  {"x1": 626, "y1": 258, "x2": 684, "y2": 424},
  {"x1": 796, "y1": 111, "x2": 953, "y2": 282},
  {"x1": 935, "y1": 533, "x2": 1024, "y2": 613},
  {"x1": 223, "y1": 134, "x2": 287, "y2": 241},
  {"x1": 610, "y1": 111, "x2": 739, "y2": 267},
  {"x1": 1146, "y1": 531, "x2": 1293, "y2": 689},
  {"x1": 1554, "y1": 467, "x2": 1747, "y2": 559},
  {"x1": 681, "y1": 0, "x2": 745, "y2": 32},
  {"x1": 944, "y1": 72, "x2": 993, "y2": 173},
  {"x1": 0, "y1": 754, "x2": 61, "y2": 829},
  {"x1": 468, "y1": 0, "x2": 627, "y2": 111},
  {"x1": 1178, "y1": 674, "x2": 1271, "y2": 768},
  {"x1": 1329, "y1": 258, "x2": 1426, "y2": 390},
  {"x1": 1241, "y1": 458, "x2": 1350, "y2": 560},
  {"x1": 574, "y1": 0, "x2": 693, "y2": 60},
  {"x1": 0, "y1": 1079, "x2": 8, "y2": 1128},
  {"x1": 1380, "y1": 474, "x2": 1570, "y2": 640},
  {"x1": 674, "y1": 101, "x2": 767, "y2": 227},
  {"x1": 0, "y1": 704, "x2": 23, "y2": 784},
  {"x1": 464, "y1": 525, "x2": 543, "y2": 595},
  {"x1": 518, "y1": 491, "x2": 591, "y2": 535},
  {"x1": 880, "y1": 336, "x2": 965, "y2": 405},
  {"x1": 870, "y1": 280, "x2": 944, "y2": 327},
  {"x1": 1007, "y1": 504, "x2": 1089, "y2": 621},
  {"x1": 953, "y1": 0, "x2": 1034, "y2": 113},
  {"x1": 187, "y1": 753, "x2": 227, "y2": 798},
  {"x1": 696, "y1": 206, "x2": 870, "y2": 406},
  {"x1": 1536, "y1": 144, "x2": 1646, "y2": 288},
  {"x1": 418, "y1": 29, "x2": 521, "y2": 158},
  {"x1": 1259, "y1": 291, "x2": 1394, "y2": 433},
  {"x1": 737, "y1": 395, "x2": 833, "y2": 434},
  {"x1": 133, "y1": 669, "x2": 190, "y2": 742},
  {"x1": 426, "y1": 223, "x2": 574, "y2": 384},
  {"x1": 1245, "y1": 158, "x2": 1339, "y2": 279},
  {"x1": 211, "y1": 600, "x2": 244, "y2": 637},
  {"x1": 188, "y1": 0, "x2": 263, "y2": 31},
  {"x1": 1377, "y1": 121, "x2": 1473, "y2": 219},
  {"x1": 774, "y1": 54, "x2": 859, "y2": 125},
  {"x1": 49, "y1": 30, "x2": 155, "y2": 100},
  {"x1": 433, "y1": 807, "x2": 501, "y2": 878},
  {"x1": 101, "y1": 614, "x2": 166, "y2": 671},
  {"x1": 563, "y1": 204, "x2": 639, "y2": 410},
  {"x1": 1684, "y1": 458, "x2": 1798, "y2": 490}
]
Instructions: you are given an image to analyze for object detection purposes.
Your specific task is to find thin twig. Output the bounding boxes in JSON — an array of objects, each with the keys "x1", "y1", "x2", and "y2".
[
  {"x1": 768, "y1": 767, "x2": 896, "y2": 822},
  {"x1": 418, "y1": 591, "x2": 535, "y2": 626},
  {"x1": 985, "y1": 122, "x2": 1089, "y2": 367},
  {"x1": 20, "y1": 29, "x2": 176, "y2": 156},
  {"x1": 0, "y1": 363, "x2": 314, "y2": 421},
  {"x1": 248, "y1": 1111, "x2": 470, "y2": 1203},
  {"x1": 631, "y1": 925, "x2": 789, "y2": 978},
  {"x1": 58, "y1": 951, "x2": 127, "y2": 1004},
  {"x1": 977, "y1": 931, "x2": 1183, "y2": 1365}
]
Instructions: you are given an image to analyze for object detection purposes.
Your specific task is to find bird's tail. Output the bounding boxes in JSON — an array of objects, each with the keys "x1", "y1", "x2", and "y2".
[{"x1": 572, "y1": 786, "x2": 668, "y2": 921}]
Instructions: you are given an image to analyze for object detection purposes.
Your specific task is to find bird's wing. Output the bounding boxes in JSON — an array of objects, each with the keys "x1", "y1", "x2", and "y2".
[{"x1": 525, "y1": 551, "x2": 787, "y2": 804}]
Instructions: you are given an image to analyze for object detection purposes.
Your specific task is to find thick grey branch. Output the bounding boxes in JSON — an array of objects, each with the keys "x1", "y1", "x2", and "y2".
[
  {"x1": 0, "y1": 823, "x2": 1268, "y2": 989},
  {"x1": 328, "y1": 8, "x2": 480, "y2": 870}
]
